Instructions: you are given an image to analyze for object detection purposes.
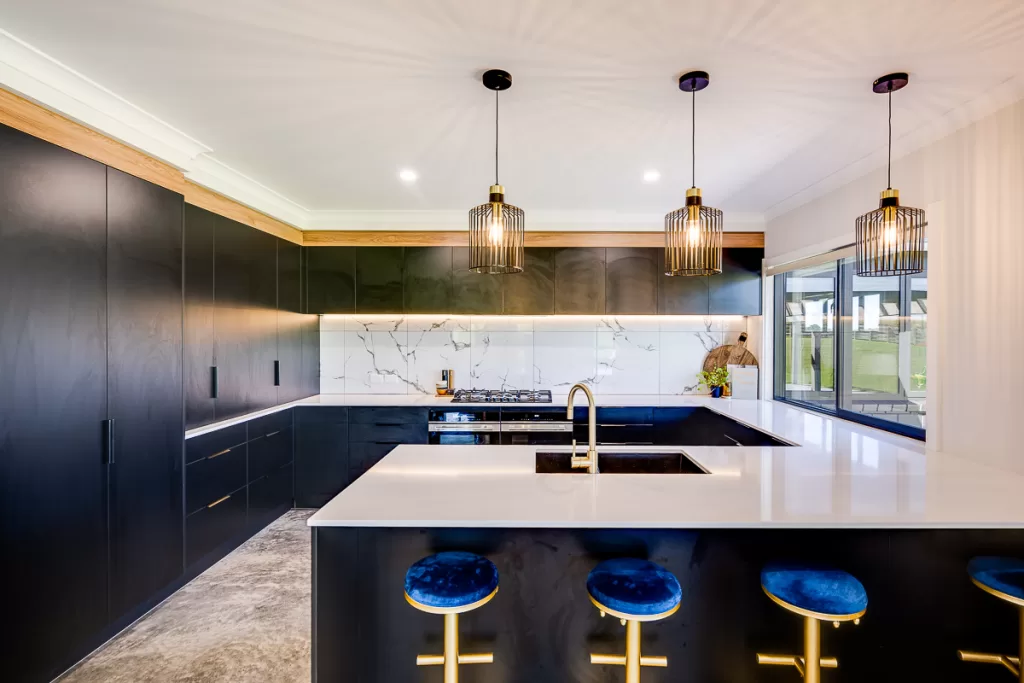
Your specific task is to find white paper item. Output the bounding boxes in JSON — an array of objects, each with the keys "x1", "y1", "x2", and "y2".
[{"x1": 728, "y1": 365, "x2": 759, "y2": 399}]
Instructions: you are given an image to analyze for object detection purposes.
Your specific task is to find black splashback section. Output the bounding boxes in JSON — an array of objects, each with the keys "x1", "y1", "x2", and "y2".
[{"x1": 314, "y1": 527, "x2": 1024, "y2": 683}]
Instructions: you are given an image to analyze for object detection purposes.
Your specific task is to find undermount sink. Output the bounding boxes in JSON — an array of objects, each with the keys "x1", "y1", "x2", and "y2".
[{"x1": 536, "y1": 450, "x2": 708, "y2": 474}]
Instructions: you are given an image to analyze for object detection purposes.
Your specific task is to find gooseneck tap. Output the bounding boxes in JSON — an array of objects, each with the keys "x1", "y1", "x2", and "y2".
[{"x1": 567, "y1": 383, "x2": 598, "y2": 473}]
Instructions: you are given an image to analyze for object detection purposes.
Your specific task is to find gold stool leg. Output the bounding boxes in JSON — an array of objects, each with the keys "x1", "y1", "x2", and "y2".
[
  {"x1": 444, "y1": 613, "x2": 459, "y2": 683},
  {"x1": 625, "y1": 619, "x2": 641, "y2": 683},
  {"x1": 956, "y1": 605, "x2": 1024, "y2": 680},
  {"x1": 805, "y1": 616, "x2": 821, "y2": 683}
]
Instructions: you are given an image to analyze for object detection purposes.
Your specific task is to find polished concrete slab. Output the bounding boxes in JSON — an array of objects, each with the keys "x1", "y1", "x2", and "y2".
[{"x1": 60, "y1": 510, "x2": 312, "y2": 683}]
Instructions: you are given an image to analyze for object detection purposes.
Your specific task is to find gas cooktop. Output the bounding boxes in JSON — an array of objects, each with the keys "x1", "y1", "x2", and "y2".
[{"x1": 450, "y1": 389, "x2": 553, "y2": 404}]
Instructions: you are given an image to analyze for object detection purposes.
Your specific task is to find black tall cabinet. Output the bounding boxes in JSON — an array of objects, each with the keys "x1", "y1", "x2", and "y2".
[
  {"x1": 105, "y1": 168, "x2": 184, "y2": 623},
  {"x1": 0, "y1": 124, "x2": 185, "y2": 682},
  {"x1": 0, "y1": 124, "x2": 110, "y2": 683}
]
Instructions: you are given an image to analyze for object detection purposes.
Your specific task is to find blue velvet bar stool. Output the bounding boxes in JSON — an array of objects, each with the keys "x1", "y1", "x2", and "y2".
[
  {"x1": 957, "y1": 556, "x2": 1024, "y2": 680},
  {"x1": 756, "y1": 563, "x2": 868, "y2": 683},
  {"x1": 586, "y1": 558, "x2": 682, "y2": 683},
  {"x1": 404, "y1": 551, "x2": 499, "y2": 683}
]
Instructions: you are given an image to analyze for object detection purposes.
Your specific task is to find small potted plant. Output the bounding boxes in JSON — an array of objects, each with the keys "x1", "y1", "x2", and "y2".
[{"x1": 697, "y1": 367, "x2": 730, "y2": 398}]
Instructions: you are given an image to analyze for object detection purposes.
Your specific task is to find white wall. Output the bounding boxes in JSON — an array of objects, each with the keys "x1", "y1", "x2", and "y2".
[
  {"x1": 319, "y1": 315, "x2": 758, "y2": 397},
  {"x1": 766, "y1": 98, "x2": 1024, "y2": 470}
]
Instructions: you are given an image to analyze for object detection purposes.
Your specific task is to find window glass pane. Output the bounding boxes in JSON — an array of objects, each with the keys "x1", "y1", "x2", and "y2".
[
  {"x1": 780, "y1": 262, "x2": 837, "y2": 409},
  {"x1": 839, "y1": 255, "x2": 926, "y2": 431}
]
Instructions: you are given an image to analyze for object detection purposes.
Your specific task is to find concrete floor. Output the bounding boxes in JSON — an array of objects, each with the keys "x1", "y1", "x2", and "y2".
[{"x1": 59, "y1": 510, "x2": 312, "y2": 683}]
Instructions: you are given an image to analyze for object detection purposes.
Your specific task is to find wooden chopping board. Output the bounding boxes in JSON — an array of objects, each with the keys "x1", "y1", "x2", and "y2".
[{"x1": 702, "y1": 332, "x2": 758, "y2": 373}]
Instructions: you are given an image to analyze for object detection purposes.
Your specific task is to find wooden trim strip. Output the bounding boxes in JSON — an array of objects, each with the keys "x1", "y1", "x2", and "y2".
[
  {"x1": 0, "y1": 87, "x2": 185, "y2": 193},
  {"x1": 302, "y1": 230, "x2": 764, "y2": 249},
  {"x1": 183, "y1": 182, "x2": 304, "y2": 245}
]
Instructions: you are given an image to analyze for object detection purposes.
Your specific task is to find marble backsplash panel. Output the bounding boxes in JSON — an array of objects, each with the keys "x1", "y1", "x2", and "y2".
[{"x1": 321, "y1": 315, "x2": 758, "y2": 396}]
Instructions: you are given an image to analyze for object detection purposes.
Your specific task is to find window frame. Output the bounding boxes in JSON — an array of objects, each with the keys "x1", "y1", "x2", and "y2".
[{"x1": 773, "y1": 258, "x2": 926, "y2": 441}]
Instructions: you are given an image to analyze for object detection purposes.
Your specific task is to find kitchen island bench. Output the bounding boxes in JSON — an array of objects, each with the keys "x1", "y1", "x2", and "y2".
[{"x1": 309, "y1": 400, "x2": 1024, "y2": 682}]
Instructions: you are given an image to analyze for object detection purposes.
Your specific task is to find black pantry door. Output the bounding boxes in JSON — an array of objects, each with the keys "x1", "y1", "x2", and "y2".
[
  {"x1": 214, "y1": 216, "x2": 253, "y2": 419},
  {"x1": 105, "y1": 168, "x2": 184, "y2": 623},
  {"x1": 0, "y1": 124, "x2": 109, "y2": 682},
  {"x1": 183, "y1": 203, "x2": 217, "y2": 428}
]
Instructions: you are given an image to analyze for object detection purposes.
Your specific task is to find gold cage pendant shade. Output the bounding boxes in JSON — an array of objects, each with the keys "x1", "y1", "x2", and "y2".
[
  {"x1": 665, "y1": 187, "x2": 723, "y2": 275},
  {"x1": 855, "y1": 189, "x2": 926, "y2": 276},
  {"x1": 469, "y1": 184, "x2": 525, "y2": 274}
]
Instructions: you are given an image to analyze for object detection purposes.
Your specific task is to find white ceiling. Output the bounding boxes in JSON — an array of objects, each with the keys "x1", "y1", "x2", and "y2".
[{"x1": 1, "y1": 0, "x2": 1023, "y2": 225}]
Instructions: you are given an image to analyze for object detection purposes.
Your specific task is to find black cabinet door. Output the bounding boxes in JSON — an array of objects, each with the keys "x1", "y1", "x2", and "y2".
[
  {"x1": 0, "y1": 125, "x2": 109, "y2": 683},
  {"x1": 356, "y1": 246, "x2": 404, "y2": 312},
  {"x1": 452, "y1": 247, "x2": 503, "y2": 314},
  {"x1": 213, "y1": 216, "x2": 253, "y2": 419},
  {"x1": 305, "y1": 246, "x2": 355, "y2": 313},
  {"x1": 710, "y1": 248, "x2": 763, "y2": 314},
  {"x1": 502, "y1": 248, "x2": 554, "y2": 314},
  {"x1": 278, "y1": 238, "x2": 304, "y2": 403},
  {"x1": 295, "y1": 408, "x2": 350, "y2": 508},
  {"x1": 658, "y1": 250, "x2": 710, "y2": 314},
  {"x1": 184, "y1": 204, "x2": 217, "y2": 428},
  {"x1": 554, "y1": 247, "x2": 606, "y2": 314},
  {"x1": 404, "y1": 246, "x2": 453, "y2": 313},
  {"x1": 606, "y1": 247, "x2": 658, "y2": 314},
  {"x1": 249, "y1": 229, "x2": 279, "y2": 411},
  {"x1": 106, "y1": 167, "x2": 184, "y2": 623}
]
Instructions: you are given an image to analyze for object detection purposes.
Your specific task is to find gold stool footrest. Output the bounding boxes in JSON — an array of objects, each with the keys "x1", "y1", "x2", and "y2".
[
  {"x1": 958, "y1": 650, "x2": 1021, "y2": 677},
  {"x1": 757, "y1": 653, "x2": 838, "y2": 676},
  {"x1": 417, "y1": 653, "x2": 494, "y2": 666},
  {"x1": 591, "y1": 653, "x2": 668, "y2": 667}
]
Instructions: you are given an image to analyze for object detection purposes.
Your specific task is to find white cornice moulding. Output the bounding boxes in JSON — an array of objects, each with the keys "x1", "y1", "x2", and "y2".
[
  {"x1": 185, "y1": 155, "x2": 310, "y2": 227},
  {"x1": 306, "y1": 210, "x2": 766, "y2": 233},
  {"x1": 765, "y1": 76, "x2": 1024, "y2": 221}
]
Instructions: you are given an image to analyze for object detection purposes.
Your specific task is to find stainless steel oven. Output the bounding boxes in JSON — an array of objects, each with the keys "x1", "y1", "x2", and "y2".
[
  {"x1": 428, "y1": 409, "x2": 500, "y2": 445},
  {"x1": 499, "y1": 408, "x2": 575, "y2": 446}
]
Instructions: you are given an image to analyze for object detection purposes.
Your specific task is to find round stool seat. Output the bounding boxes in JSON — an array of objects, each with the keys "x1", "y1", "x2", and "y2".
[
  {"x1": 761, "y1": 564, "x2": 867, "y2": 621},
  {"x1": 404, "y1": 551, "x2": 499, "y2": 613},
  {"x1": 968, "y1": 556, "x2": 1024, "y2": 606},
  {"x1": 586, "y1": 558, "x2": 682, "y2": 621}
]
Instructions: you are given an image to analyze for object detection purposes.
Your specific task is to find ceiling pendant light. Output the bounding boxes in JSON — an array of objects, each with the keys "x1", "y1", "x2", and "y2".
[
  {"x1": 469, "y1": 69, "x2": 524, "y2": 274},
  {"x1": 855, "y1": 73, "x2": 926, "y2": 276},
  {"x1": 665, "y1": 70, "x2": 723, "y2": 277}
]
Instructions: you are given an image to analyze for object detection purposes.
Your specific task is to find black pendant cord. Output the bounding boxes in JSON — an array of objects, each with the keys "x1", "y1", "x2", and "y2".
[
  {"x1": 691, "y1": 89, "x2": 696, "y2": 189},
  {"x1": 887, "y1": 86, "x2": 892, "y2": 190},
  {"x1": 494, "y1": 89, "x2": 500, "y2": 186}
]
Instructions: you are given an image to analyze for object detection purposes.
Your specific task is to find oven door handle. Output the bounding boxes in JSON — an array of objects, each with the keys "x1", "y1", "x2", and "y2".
[
  {"x1": 500, "y1": 422, "x2": 574, "y2": 433},
  {"x1": 428, "y1": 422, "x2": 500, "y2": 432}
]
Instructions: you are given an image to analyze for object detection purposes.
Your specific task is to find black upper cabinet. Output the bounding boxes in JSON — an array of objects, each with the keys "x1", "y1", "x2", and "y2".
[
  {"x1": 554, "y1": 247, "x2": 606, "y2": 314},
  {"x1": 404, "y1": 247, "x2": 453, "y2": 313},
  {"x1": 0, "y1": 124, "x2": 109, "y2": 683},
  {"x1": 452, "y1": 247, "x2": 502, "y2": 314},
  {"x1": 278, "y1": 239, "x2": 305, "y2": 403},
  {"x1": 249, "y1": 229, "x2": 279, "y2": 411},
  {"x1": 306, "y1": 246, "x2": 355, "y2": 313},
  {"x1": 356, "y1": 247, "x2": 404, "y2": 312},
  {"x1": 213, "y1": 216, "x2": 253, "y2": 419},
  {"x1": 105, "y1": 168, "x2": 184, "y2": 623},
  {"x1": 502, "y1": 248, "x2": 554, "y2": 315},
  {"x1": 606, "y1": 248, "x2": 658, "y2": 314},
  {"x1": 658, "y1": 250, "x2": 709, "y2": 314},
  {"x1": 184, "y1": 204, "x2": 217, "y2": 429},
  {"x1": 710, "y1": 248, "x2": 763, "y2": 315}
]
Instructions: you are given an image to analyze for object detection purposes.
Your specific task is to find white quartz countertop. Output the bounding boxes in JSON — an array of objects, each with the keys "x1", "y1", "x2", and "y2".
[{"x1": 307, "y1": 397, "x2": 1024, "y2": 529}]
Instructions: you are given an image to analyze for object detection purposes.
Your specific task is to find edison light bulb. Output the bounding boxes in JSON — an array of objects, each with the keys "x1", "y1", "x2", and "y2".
[
  {"x1": 881, "y1": 207, "x2": 898, "y2": 248},
  {"x1": 487, "y1": 208, "x2": 504, "y2": 246},
  {"x1": 685, "y1": 207, "x2": 701, "y2": 247}
]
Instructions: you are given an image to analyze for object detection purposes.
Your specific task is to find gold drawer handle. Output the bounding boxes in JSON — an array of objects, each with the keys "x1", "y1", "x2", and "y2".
[
  {"x1": 208, "y1": 495, "x2": 230, "y2": 508},
  {"x1": 208, "y1": 448, "x2": 231, "y2": 459},
  {"x1": 266, "y1": 430, "x2": 281, "y2": 437}
]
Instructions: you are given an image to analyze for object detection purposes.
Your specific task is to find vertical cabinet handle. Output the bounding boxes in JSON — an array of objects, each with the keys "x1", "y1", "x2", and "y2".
[
  {"x1": 274, "y1": 360, "x2": 280, "y2": 387},
  {"x1": 103, "y1": 418, "x2": 116, "y2": 464},
  {"x1": 211, "y1": 365, "x2": 218, "y2": 399}
]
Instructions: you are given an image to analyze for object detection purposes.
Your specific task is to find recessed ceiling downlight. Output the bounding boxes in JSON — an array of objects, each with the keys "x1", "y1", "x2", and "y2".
[
  {"x1": 643, "y1": 170, "x2": 661, "y2": 183},
  {"x1": 399, "y1": 169, "x2": 418, "y2": 182}
]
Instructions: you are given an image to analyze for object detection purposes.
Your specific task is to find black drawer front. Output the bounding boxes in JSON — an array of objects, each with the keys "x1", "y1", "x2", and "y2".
[
  {"x1": 349, "y1": 422, "x2": 427, "y2": 445},
  {"x1": 185, "y1": 490, "x2": 247, "y2": 566},
  {"x1": 582, "y1": 424, "x2": 655, "y2": 445},
  {"x1": 248, "y1": 409, "x2": 293, "y2": 440},
  {"x1": 186, "y1": 423, "x2": 247, "y2": 465},
  {"x1": 249, "y1": 428, "x2": 293, "y2": 484},
  {"x1": 249, "y1": 463, "x2": 293, "y2": 520},
  {"x1": 349, "y1": 441, "x2": 398, "y2": 474},
  {"x1": 349, "y1": 407, "x2": 428, "y2": 424},
  {"x1": 597, "y1": 407, "x2": 654, "y2": 424},
  {"x1": 185, "y1": 444, "x2": 247, "y2": 514}
]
